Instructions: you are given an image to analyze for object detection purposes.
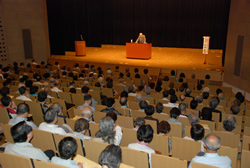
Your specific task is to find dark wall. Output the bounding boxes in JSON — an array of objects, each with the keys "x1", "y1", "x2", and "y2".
[{"x1": 47, "y1": 0, "x2": 231, "y2": 58}]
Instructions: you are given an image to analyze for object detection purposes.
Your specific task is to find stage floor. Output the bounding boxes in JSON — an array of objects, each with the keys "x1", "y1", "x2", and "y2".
[{"x1": 50, "y1": 45, "x2": 223, "y2": 71}]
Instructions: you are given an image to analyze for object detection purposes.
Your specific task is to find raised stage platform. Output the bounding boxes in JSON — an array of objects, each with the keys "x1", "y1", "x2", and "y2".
[{"x1": 50, "y1": 45, "x2": 223, "y2": 71}]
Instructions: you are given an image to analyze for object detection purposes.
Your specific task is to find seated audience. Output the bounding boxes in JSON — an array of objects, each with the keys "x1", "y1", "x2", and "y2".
[
  {"x1": 156, "y1": 102, "x2": 164, "y2": 114},
  {"x1": 101, "y1": 98, "x2": 122, "y2": 115},
  {"x1": 77, "y1": 94, "x2": 95, "y2": 112},
  {"x1": 99, "y1": 144, "x2": 122, "y2": 168},
  {"x1": 179, "y1": 103, "x2": 187, "y2": 118},
  {"x1": 5, "y1": 121, "x2": 49, "y2": 161},
  {"x1": 201, "y1": 107, "x2": 213, "y2": 121},
  {"x1": 30, "y1": 86, "x2": 38, "y2": 97},
  {"x1": 74, "y1": 106, "x2": 94, "y2": 123},
  {"x1": 81, "y1": 86, "x2": 98, "y2": 109},
  {"x1": 8, "y1": 103, "x2": 37, "y2": 129},
  {"x1": 209, "y1": 97, "x2": 222, "y2": 122},
  {"x1": 190, "y1": 100, "x2": 198, "y2": 111},
  {"x1": 128, "y1": 125, "x2": 155, "y2": 168},
  {"x1": 189, "y1": 134, "x2": 231, "y2": 168},
  {"x1": 195, "y1": 95, "x2": 203, "y2": 104},
  {"x1": 144, "y1": 105, "x2": 159, "y2": 125},
  {"x1": 167, "y1": 107, "x2": 184, "y2": 137},
  {"x1": 94, "y1": 117, "x2": 122, "y2": 145},
  {"x1": 133, "y1": 117, "x2": 145, "y2": 130},
  {"x1": 51, "y1": 137, "x2": 83, "y2": 168},
  {"x1": 230, "y1": 105, "x2": 240, "y2": 115},
  {"x1": 37, "y1": 91, "x2": 51, "y2": 114},
  {"x1": 185, "y1": 88, "x2": 193, "y2": 97},
  {"x1": 163, "y1": 94, "x2": 178, "y2": 107},
  {"x1": 184, "y1": 124, "x2": 205, "y2": 152},
  {"x1": 144, "y1": 87, "x2": 152, "y2": 98},
  {"x1": 120, "y1": 97, "x2": 128, "y2": 108},
  {"x1": 74, "y1": 118, "x2": 91, "y2": 141},
  {"x1": 162, "y1": 90, "x2": 169, "y2": 100},
  {"x1": 158, "y1": 121, "x2": 172, "y2": 152},
  {"x1": 223, "y1": 115, "x2": 236, "y2": 132},
  {"x1": 136, "y1": 93, "x2": 143, "y2": 102},
  {"x1": 0, "y1": 96, "x2": 17, "y2": 117},
  {"x1": 139, "y1": 100, "x2": 148, "y2": 112},
  {"x1": 16, "y1": 86, "x2": 32, "y2": 101},
  {"x1": 51, "y1": 80, "x2": 63, "y2": 93},
  {"x1": 106, "y1": 111, "x2": 118, "y2": 123}
]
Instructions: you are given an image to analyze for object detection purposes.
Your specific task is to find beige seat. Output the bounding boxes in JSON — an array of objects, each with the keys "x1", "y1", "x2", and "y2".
[
  {"x1": 95, "y1": 104, "x2": 106, "y2": 112},
  {"x1": 65, "y1": 118, "x2": 76, "y2": 130},
  {"x1": 200, "y1": 120, "x2": 215, "y2": 132},
  {"x1": 83, "y1": 139, "x2": 108, "y2": 163},
  {"x1": 71, "y1": 94, "x2": 84, "y2": 107},
  {"x1": 245, "y1": 116, "x2": 250, "y2": 127},
  {"x1": 0, "y1": 152, "x2": 33, "y2": 168},
  {"x1": 145, "y1": 119, "x2": 157, "y2": 133},
  {"x1": 149, "y1": 134, "x2": 169, "y2": 156},
  {"x1": 152, "y1": 113, "x2": 169, "y2": 122},
  {"x1": 121, "y1": 146, "x2": 149, "y2": 168},
  {"x1": 131, "y1": 110, "x2": 145, "y2": 120},
  {"x1": 116, "y1": 115, "x2": 134, "y2": 129},
  {"x1": 30, "y1": 129, "x2": 56, "y2": 152},
  {"x1": 89, "y1": 122, "x2": 100, "y2": 137},
  {"x1": 128, "y1": 101, "x2": 140, "y2": 110},
  {"x1": 212, "y1": 112, "x2": 220, "y2": 127},
  {"x1": 120, "y1": 128, "x2": 137, "y2": 147},
  {"x1": 144, "y1": 97, "x2": 155, "y2": 105},
  {"x1": 241, "y1": 150, "x2": 250, "y2": 168},
  {"x1": 169, "y1": 123, "x2": 182, "y2": 138},
  {"x1": 151, "y1": 153, "x2": 187, "y2": 168},
  {"x1": 93, "y1": 111, "x2": 106, "y2": 123},
  {"x1": 242, "y1": 135, "x2": 250, "y2": 151},
  {"x1": 178, "y1": 117, "x2": 190, "y2": 126},
  {"x1": 51, "y1": 98, "x2": 74, "y2": 117},
  {"x1": 102, "y1": 88, "x2": 113, "y2": 97},
  {"x1": 212, "y1": 131, "x2": 240, "y2": 149},
  {"x1": 114, "y1": 85, "x2": 125, "y2": 94},
  {"x1": 25, "y1": 101, "x2": 44, "y2": 126},
  {"x1": 1, "y1": 123, "x2": 14, "y2": 143},
  {"x1": 192, "y1": 162, "x2": 218, "y2": 168},
  {"x1": 244, "y1": 126, "x2": 250, "y2": 136},
  {"x1": 33, "y1": 159, "x2": 67, "y2": 168},
  {"x1": 115, "y1": 107, "x2": 131, "y2": 117},
  {"x1": 58, "y1": 92, "x2": 72, "y2": 103},
  {"x1": 0, "y1": 106, "x2": 10, "y2": 124},
  {"x1": 218, "y1": 146, "x2": 238, "y2": 168},
  {"x1": 172, "y1": 136, "x2": 201, "y2": 161}
]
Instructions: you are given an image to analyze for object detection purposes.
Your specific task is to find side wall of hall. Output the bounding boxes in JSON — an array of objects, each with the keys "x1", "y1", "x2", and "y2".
[
  {"x1": 224, "y1": 0, "x2": 250, "y2": 96},
  {"x1": 0, "y1": 0, "x2": 50, "y2": 65}
]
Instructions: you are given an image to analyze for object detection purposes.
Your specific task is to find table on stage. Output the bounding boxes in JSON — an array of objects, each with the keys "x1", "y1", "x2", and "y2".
[{"x1": 126, "y1": 42, "x2": 152, "y2": 59}]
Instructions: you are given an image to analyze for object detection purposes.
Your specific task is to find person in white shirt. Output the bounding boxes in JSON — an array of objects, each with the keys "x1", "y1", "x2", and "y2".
[
  {"x1": 74, "y1": 106, "x2": 94, "y2": 123},
  {"x1": 39, "y1": 105, "x2": 72, "y2": 135},
  {"x1": 99, "y1": 144, "x2": 122, "y2": 168},
  {"x1": 128, "y1": 125, "x2": 155, "y2": 168},
  {"x1": 8, "y1": 103, "x2": 38, "y2": 129},
  {"x1": 189, "y1": 133, "x2": 231, "y2": 168},
  {"x1": 51, "y1": 80, "x2": 63, "y2": 93},
  {"x1": 73, "y1": 118, "x2": 91, "y2": 141},
  {"x1": 16, "y1": 86, "x2": 32, "y2": 101},
  {"x1": 94, "y1": 116, "x2": 122, "y2": 146},
  {"x1": 5, "y1": 121, "x2": 49, "y2": 161},
  {"x1": 183, "y1": 124, "x2": 205, "y2": 152},
  {"x1": 51, "y1": 137, "x2": 83, "y2": 168},
  {"x1": 179, "y1": 103, "x2": 188, "y2": 118}
]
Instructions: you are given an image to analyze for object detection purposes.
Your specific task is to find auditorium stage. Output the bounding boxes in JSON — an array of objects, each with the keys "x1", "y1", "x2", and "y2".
[{"x1": 49, "y1": 45, "x2": 223, "y2": 72}]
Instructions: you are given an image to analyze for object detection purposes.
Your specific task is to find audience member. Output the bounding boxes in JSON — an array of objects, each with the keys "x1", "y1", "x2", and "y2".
[
  {"x1": 144, "y1": 105, "x2": 159, "y2": 125},
  {"x1": 99, "y1": 144, "x2": 122, "y2": 168},
  {"x1": 230, "y1": 105, "x2": 240, "y2": 115},
  {"x1": 163, "y1": 95, "x2": 178, "y2": 107},
  {"x1": 0, "y1": 96, "x2": 17, "y2": 117},
  {"x1": 189, "y1": 134, "x2": 231, "y2": 168},
  {"x1": 162, "y1": 90, "x2": 169, "y2": 100},
  {"x1": 156, "y1": 102, "x2": 164, "y2": 114},
  {"x1": 167, "y1": 107, "x2": 184, "y2": 137},
  {"x1": 133, "y1": 117, "x2": 145, "y2": 130},
  {"x1": 74, "y1": 118, "x2": 91, "y2": 141},
  {"x1": 16, "y1": 86, "x2": 32, "y2": 101},
  {"x1": 158, "y1": 121, "x2": 172, "y2": 152},
  {"x1": 77, "y1": 94, "x2": 95, "y2": 112},
  {"x1": 120, "y1": 97, "x2": 128, "y2": 108},
  {"x1": 101, "y1": 98, "x2": 122, "y2": 115},
  {"x1": 209, "y1": 97, "x2": 222, "y2": 122},
  {"x1": 179, "y1": 103, "x2": 187, "y2": 118},
  {"x1": 201, "y1": 107, "x2": 212, "y2": 121},
  {"x1": 223, "y1": 115, "x2": 236, "y2": 132},
  {"x1": 139, "y1": 100, "x2": 148, "y2": 111}
]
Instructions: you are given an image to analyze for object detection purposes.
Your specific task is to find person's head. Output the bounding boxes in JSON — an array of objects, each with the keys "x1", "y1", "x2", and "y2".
[
  {"x1": 218, "y1": 92, "x2": 225, "y2": 101},
  {"x1": 136, "y1": 94, "x2": 143, "y2": 102},
  {"x1": 230, "y1": 105, "x2": 240, "y2": 115},
  {"x1": 191, "y1": 124, "x2": 205, "y2": 141},
  {"x1": 44, "y1": 106, "x2": 58, "y2": 124},
  {"x1": 202, "y1": 92, "x2": 209, "y2": 99},
  {"x1": 69, "y1": 88, "x2": 76, "y2": 94},
  {"x1": 120, "y1": 91, "x2": 128, "y2": 98},
  {"x1": 145, "y1": 87, "x2": 151, "y2": 95},
  {"x1": 138, "y1": 85, "x2": 144, "y2": 91},
  {"x1": 190, "y1": 100, "x2": 198, "y2": 110},
  {"x1": 139, "y1": 100, "x2": 148, "y2": 110},
  {"x1": 84, "y1": 94, "x2": 92, "y2": 105},
  {"x1": 169, "y1": 89, "x2": 175, "y2": 96},
  {"x1": 170, "y1": 107, "x2": 181, "y2": 119},
  {"x1": 16, "y1": 103, "x2": 29, "y2": 116},
  {"x1": 232, "y1": 99, "x2": 241, "y2": 107},
  {"x1": 99, "y1": 144, "x2": 122, "y2": 168},
  {"x1": 179, "y1": 103, "x2": 187, "y2": 113},
  {"x1": 216, "y1": 88, "x2": 223, "y2": 95},
  {"x1": 185, "y1": 88, "x2": 191, "y2": 95},
  {"x1": 134, "y1": 68, "x2": 139, "y2": 73},
  {"x1": 11, "y1": 121, "x2": 33, "y2": 143},
  {"x1": 188, "y1": 112, "x2": 199, "y2": 125},
  {"x1": 149, "y1": 82, "x2": 155, "y2": 89},
  {"x1": 223, "y1": 115, "x2": 236, "y2": 132},
  {"x1": 157, "y1": 121, "x2": 171, "y2": 134},
  {"x1": 170, "y1": 95, "x2": 178, "y2": 103},
  {"x1": 74, "y1": 118, "x2": 89, "y2": 134},
  {"x1": 179, "y1": 73, "x2": 185, "y2": 78},
  {"x1": 134, "y1": 117, "x2": 145, "y2": 128},
  {"x1": 156, "y1": 102, "x2": 163, "y2": 113},
  {"x1": 119, "y1": 97, "x2": 127, "y2": 106},
  {"x1": 201, "y1": 107, "x2": 212, "y2": 121},
  {"x1": 170, "y1": 70, "x2": 175, "y2": 76},
  {"x1": 197, "y1": 84, "x2": 202, "y2": 91},
  {"x1": 205, "y1": 74, "x2": 210, "y2": 80},
  {"x1": 30, "y1": 86, "x2": 38, "y2": 95},
  {"x1": 137, "y1": 125, "x2": 154, "y2": 143},
  {"x1": 139, "y1": 32, "x2": 143, "y2": 36},
  {"x1": 204, "y1": 134, "x2": 221, "y2": 152},
  {"x1": 82, "y1": 106, "x2": 92, "y2": 118},
  {"x1": 155, "y1": 85, "x2": 162, "y2": 93},
  {"x1": 25, "y1": 80, "x2": 33, "y2": 88},
  {"x1": 143, "y1": 68, "x2": 148, "y2": 74},
  {"x1": 81, "y1": 86, "x2": 89, "y2": 94},
  {"x1": 58, "y1": 137, "x2": 78, "y2": 160},
  {"x1": 18, "y1": 86, "x2": 27, "y2": 95},
  {"x1": 37, "y1": 91, "x2": 47, "y2": 102},
  {"x1": 106, "y1": 111, "x2": 117, "y2": 122},
  {"x1": 162, "y1": 90, "x2": 169, "y2": 98},
  {"x1": 179, "y1": 94, "x2": 185, "y2": 102},
  {"x1": 235, "y1": 92, "x2": 245, "y2": 104},
  {"x1": 144, "y1": 105, "x2": 155, "y2": 116},
  {"x1": 209, "y1": 98, "x2": 219, "y2": 109},
  {"x1": 195, "y1": 95, "x2": 203, "y2": 104},
  {"x1": 106, "y1": 98, "x2": 115, "y2": 108},
  {"x1": 96, "y1": 117, "x2": 115, "y2": 144},
  {"x1": 1, "y1": 96, "x2": 11, "y2": 107}
]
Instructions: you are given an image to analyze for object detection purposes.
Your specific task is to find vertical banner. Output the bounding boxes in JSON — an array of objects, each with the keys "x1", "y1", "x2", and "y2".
[{"x1": 202, "y1": 36, "x2": 210, "y2": 54}]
